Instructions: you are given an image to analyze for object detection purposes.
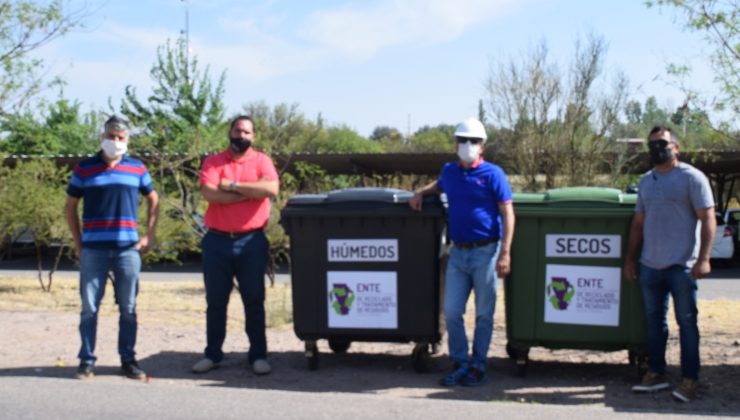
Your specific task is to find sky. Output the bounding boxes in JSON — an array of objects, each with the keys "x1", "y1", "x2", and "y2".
[{"x1": 37, "y1": 0, "x2": 718, "y2": 138}]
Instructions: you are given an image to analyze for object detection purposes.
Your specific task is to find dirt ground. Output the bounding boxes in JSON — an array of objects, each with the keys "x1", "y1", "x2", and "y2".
[{"x1": 1, "y1": 300, "x2": 739, "y2": 416}]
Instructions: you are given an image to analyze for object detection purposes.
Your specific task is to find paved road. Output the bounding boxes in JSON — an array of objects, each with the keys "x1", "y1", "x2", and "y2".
[{"x1": 0, "y1": 376, "x2": 728, "y2": 420}]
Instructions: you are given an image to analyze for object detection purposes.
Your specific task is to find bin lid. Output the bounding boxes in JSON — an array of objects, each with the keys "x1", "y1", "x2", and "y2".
[
  {"x1": 514, "y1": 187, "x2": 636, "y2": 205},
  {"x1": 284, "y1": 188, "x2": 416, "y2": 207},
  {"x1": 284, "y1": 194, "x2": 328, "y2": 206},
  {"x1": 545, "y1": 187, "x2": 635, "y2": 204},
  {"x1": 325, "y1": 187, "x2": 414, "y2": 203}
]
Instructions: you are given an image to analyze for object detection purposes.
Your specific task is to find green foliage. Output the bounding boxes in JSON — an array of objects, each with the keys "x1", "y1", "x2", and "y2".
[
  {"x1": 0, "y1": 97, "x2": 100, "y2": 154},
  {"x1": 407, "y1": 124, "x2": 455, "y2": 152},
  {"x1": 485, "y1": 33, "x2": 632, "y2": 190},
  {"x1": 120, "y1": 38, "x2": 227, "y2": 154},
  {"x1": 243, "y1": 102, "x2": 382, "y2": 154},
  {"x1": 0, "y1": 158, "x2": 71, "y2": 290},
  {"x1": 243, "y1": 101, "x2": 322, "y2": 154},
  {"x1": 118, "y1": 38, "x2": 228, "y2": 264},
  {"x1": 314, "y1": 125, "x2": 382, "y2": 153},
  {"x1": 647, "y1": 0, "x2": 740, "y2": 122},
  {"x1": 0, "y1": 0, "x2": 85, "y2": 117}
]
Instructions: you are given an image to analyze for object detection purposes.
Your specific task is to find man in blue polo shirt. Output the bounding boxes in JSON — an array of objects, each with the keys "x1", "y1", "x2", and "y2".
[
  {"x1": 65, "y1": 116, "x2": 159, "y2": 380},
  {"x1": 410, "y1": 117, "x2": 515, "y2": 387}
]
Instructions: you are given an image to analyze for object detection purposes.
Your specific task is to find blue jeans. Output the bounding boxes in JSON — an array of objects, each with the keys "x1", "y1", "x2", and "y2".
[
  {"x1": 639, "y1": 264, "x2": 700, "y2": 380},
  {"x1": 78, "y1": 247, "x2": 141, "y2": 365},
  {"x1": 444, "y1": 242, "x2": 499, "y2": 372},
  {"x1": 201, "y1": 230, "x2": 268, "y2": 363}
]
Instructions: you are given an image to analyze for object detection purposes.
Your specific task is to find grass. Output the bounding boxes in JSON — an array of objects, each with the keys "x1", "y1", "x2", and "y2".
[
  {"x1": 0, "y1": 276, "x2": 738, "y2": 337},
  {"x1": 0, "y1": 276, "x2": 294, "y2": 331}
]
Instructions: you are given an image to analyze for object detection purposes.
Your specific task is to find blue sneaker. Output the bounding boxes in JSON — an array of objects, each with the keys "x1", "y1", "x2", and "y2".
[
  {"x1": 461, "y1": 367, "x2": 488, "y2": 387},
  {"x1": 439, "y1": 366, "x2": 468, "y2": 386}
]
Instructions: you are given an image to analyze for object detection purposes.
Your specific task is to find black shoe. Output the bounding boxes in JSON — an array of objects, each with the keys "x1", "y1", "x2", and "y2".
[
  {"x1": 121, "y1": 360, "x2": 146, "y2": 380},
  {"x1": 76, "y1": 363, "x2": 94, "y2": 380}
]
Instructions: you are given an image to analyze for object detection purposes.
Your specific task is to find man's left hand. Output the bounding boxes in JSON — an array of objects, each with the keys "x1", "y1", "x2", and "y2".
[
  {"x1": 136, "y1": 234, "x2": 154, "y2": 253},
  {"x1": 496, "y1": 253, "x2": 511, "y2": 278},
  {"x1": 690, "y1": 258, "x2": 711, "y2": 279}
]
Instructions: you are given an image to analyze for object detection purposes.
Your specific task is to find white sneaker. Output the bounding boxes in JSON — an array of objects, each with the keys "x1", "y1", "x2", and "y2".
[
  {"x1": 252, "y1": 358, "x2": 271, "y2": 375},
  {"x1": 192, "y1": 358, "x2": 218, "y2": 374}
]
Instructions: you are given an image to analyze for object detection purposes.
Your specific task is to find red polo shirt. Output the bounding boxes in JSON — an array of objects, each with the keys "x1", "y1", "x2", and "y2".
[{"x1": 200, "y1": 149, "x2": 279, "y2": 232}]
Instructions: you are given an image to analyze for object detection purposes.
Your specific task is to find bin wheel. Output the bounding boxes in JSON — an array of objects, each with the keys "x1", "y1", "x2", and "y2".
[
  {"x1": 505, "y1": 342, "x2": 517, "y2": 360},
  {"x1": 328, "y1": 339, "x2": 351, "y2": 354},
  {"x1": 628, "y1": 350, "x2": 636, "y2": 365},
  {"x1": 507, "y1": 344, "x2": 529, "y2": 377},
  {"x1": 305, "y1": 341, "x2": 319, "y2": 371},
  {"x1": 636, "y1": 354, "x2": 649, "y2": 380},
  {"x1": 411, "y1": 343, "x2": 432, "y2": 373},
  {"x1": 516, "y1": 357, "x2": 529, "y2": 377},
  {"x1": 628, "y1": 350, "x2": 649, "y2": 379}
]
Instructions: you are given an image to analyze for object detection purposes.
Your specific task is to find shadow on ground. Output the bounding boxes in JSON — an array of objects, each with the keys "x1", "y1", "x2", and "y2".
[{"x1": 2, "y1": 348, "x2": 737, "y2": 416}]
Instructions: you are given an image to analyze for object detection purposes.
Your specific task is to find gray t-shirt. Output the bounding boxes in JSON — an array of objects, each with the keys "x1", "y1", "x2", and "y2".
[{"x1": 635, "y1": 162, "x2": 714, "y2": 269}]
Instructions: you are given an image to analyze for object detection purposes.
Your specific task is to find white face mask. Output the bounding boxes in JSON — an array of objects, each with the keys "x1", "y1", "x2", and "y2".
[
  {"x1": 457, "y1": 142, "x2": 481, "y2": 163},
  {"x1": 101, "y1": 139, "x2": 128, "y2": 159}
]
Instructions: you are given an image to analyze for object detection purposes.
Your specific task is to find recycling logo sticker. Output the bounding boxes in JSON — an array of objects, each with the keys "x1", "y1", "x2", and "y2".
[
  {"x1": 543, "y1": 264, "x2": 621, "y2": 327},
  {"x1": 326, "y1": 271, "x2": 397, "y2": 329}
]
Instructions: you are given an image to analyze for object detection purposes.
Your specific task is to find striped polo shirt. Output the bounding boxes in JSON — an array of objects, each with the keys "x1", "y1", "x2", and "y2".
[{"x1": 67, "y1": 153, "x2": 155, "y2": 249}]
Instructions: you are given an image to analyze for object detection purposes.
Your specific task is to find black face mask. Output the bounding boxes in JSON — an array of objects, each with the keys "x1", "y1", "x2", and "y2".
[
  {"x1": 229, "y1": 136, "x2": 252, "y2": 153},
  {"x1": 648, "y1": 145, "x2": 674, "y2": 165}
]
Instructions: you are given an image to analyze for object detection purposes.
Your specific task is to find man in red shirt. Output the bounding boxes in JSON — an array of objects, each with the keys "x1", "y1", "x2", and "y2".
[{"x1": 192, "y1": 115, "x2": 279, "y2": 376}]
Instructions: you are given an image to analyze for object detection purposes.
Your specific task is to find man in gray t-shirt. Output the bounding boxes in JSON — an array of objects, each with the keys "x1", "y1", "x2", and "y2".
[{"x1": 624, "y1": 126, "x2": 716, "y2": 403}]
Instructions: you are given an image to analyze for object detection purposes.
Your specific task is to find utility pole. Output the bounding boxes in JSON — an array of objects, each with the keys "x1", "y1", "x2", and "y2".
[{"x1": 180, "y1": 0, "x2": 190, "y2": 64}]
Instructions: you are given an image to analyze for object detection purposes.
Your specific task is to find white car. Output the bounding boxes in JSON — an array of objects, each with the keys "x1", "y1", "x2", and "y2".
[{"x1": 711, "y1": 212, "x2": 735, "y2": 263}]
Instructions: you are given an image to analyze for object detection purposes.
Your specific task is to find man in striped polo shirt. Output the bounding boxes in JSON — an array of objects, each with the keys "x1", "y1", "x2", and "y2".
[{"x1": 65, "y1": 116, "x2": 159, "y2": 380}]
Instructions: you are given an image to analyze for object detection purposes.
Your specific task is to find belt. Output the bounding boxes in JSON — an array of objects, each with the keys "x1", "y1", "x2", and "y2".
[
  {"x1": 454, "y1": 238, "x2": 498, "y2": 249},
  {"x1": 208, "y1": 228, "x2": 262, "y2": 239}
]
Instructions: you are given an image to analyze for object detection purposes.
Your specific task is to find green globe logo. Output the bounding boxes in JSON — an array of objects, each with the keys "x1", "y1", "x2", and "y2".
[
  {"x1": 329, "y1": 283, "x2": 355, "y2": 315},
  {"x1": 546, "y1": 277, "x2": 575, "y2": 310}
]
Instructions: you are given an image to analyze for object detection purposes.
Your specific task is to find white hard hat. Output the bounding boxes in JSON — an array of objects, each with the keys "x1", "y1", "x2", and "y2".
[{"x1": 454, "y1": 118, "x2": 487, "y2": 141}]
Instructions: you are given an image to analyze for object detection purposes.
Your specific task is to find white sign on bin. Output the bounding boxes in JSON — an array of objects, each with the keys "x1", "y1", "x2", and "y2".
[
  {"x1": 545, "y1": 234, "x2": 621, "y2": 258},
  {"x1": 544, "y1": 264, "x2": 621, "y2": 327},
  {"x1": 327, "y1": 271, "x2": 398, "y2": 329},
  {"x1": 327, "y1": 239, "x2": 398, "y2": 262}
]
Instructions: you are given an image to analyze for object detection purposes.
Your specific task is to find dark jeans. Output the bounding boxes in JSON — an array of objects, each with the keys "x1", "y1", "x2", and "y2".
[
  {"x1": 639, "y1": 264, "x2": 700, "y2": 380},
  {"x1": 78, "y1": 247, "x2": 141, "y2": 365},
  {"x1": 201, "y1": 230, "x2": 268, "y2": 363}
]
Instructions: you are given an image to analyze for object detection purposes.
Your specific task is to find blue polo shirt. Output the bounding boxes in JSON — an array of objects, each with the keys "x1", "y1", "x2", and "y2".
[
  {"x1": 67, "y1": 154, "x2": 155, "y2": 249},
  {"x1": 437, "y1": 160, "x2": 512, "y2": 243}
]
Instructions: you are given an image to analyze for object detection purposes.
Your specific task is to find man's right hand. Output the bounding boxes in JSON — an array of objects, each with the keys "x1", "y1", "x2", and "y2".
[
  {"x1": 624, "y1": 260, "x2": 637, "y2": 283},
  {"x1": 409, "y1": 192, "x2": 423, "y2": 211}
]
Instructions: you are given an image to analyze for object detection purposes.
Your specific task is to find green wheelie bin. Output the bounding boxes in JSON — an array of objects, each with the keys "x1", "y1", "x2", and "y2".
[
  {"x1": 280, "y1": 188, "x2": 446, "y2": 372},
  {"x1": 506, "y1": 187, "x2": 647, "y2": 376}
]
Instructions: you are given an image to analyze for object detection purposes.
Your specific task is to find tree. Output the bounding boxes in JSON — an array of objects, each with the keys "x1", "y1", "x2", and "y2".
[
  {"x1": 120, "y1": 38, "x2": 226, "y2": 154},
  {"x1": 484, "y1": 34, "x2": 630, "y2": 190},
  {"x1": 315, "y1": 125, "x2": 383, "y2": 153},
  {"x1": 242, "y1": 101, "x2": 323, "y2": 155},
  {"x1": 0, "y1": 159, "x2": 71, "y2": 291},
  {"x1": 119, "y1": 38, "x2": 228, "y2": 263},
  {"x1": 0, "y1": 0, "x2": 86, "y2": 117},
  {"x1": 406, "y1": 124, "x2": 455, "y2": 152},
  {"x1": 0, "y1": 96, "x2": 100, "y2": 155}
]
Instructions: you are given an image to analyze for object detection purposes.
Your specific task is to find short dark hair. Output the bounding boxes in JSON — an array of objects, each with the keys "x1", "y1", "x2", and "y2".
[
  {"x1": 104, "y1": 115, "x2": 130, "y2": 133},
  {"x1": 648, "y1": 125, "x2": 678, "y2": 144},
  {"x1": 229, "y1": 115, "x2": 253, "y2": 131}
]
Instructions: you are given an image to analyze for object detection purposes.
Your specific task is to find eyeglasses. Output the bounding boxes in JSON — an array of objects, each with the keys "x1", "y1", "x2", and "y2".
[{"x1": 456, "y1": 137, "x2": 483, "y2": 145}]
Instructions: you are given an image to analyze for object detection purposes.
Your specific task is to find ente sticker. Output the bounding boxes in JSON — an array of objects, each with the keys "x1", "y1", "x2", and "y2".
[
  {"x1": 329, "y1": 283, "x2": 355, "y2": 315},
  {"x1": 327, "y1": 271, "x2": 398, "y2": 329},
  {"x1": 544, "y1": 264, "x2": 621, "y2": 327}
]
